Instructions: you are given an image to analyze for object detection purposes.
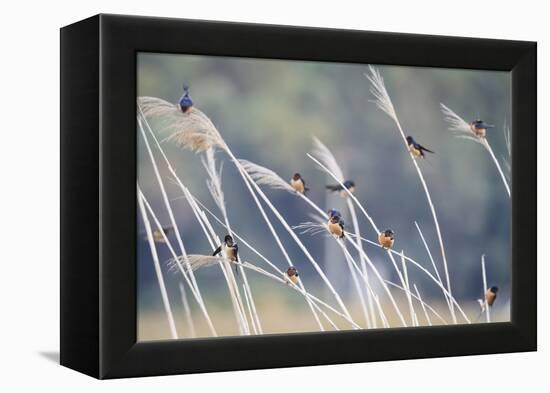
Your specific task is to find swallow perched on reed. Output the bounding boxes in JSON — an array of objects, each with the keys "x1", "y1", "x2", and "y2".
[
  {"x1": 477, "y1": 286, "x2": 499, "y2": 311},
  {"x1": 285, "y1": 266, "x2": 300, "y2": 285},
  {"x1": 406, "y1": 136, "x2": 434, "y2": 158},
  {"x1": 178, "y1": 85, "x2": 194, "y2": 113},
  {"x1": 326, "y1": 180, "x2": 356, "y2": 197},
  {"x1": 290, "y1": 173, "x2": 309, "y2": 194},
  {"x1": 213, "y1": 235, "x2": 239, "y2": 273},
  {"x1": 327, "y1": 214, "x2": 345, "y2": 239},
  {"x1": 378, "y1": 229, "x2": 395, "y2": 250},
  {"x1": 469, "y1": 120, "x2": 495, "y2": 138}
]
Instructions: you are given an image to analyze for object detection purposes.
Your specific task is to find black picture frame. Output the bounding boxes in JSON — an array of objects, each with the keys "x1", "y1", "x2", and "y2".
[{"x1": 60, "y1": 14, "x2": 536, "y2": 379}]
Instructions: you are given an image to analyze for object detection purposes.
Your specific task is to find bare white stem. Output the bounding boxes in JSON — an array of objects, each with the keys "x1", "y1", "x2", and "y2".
[
  {"x1": 138, "y1": 188, "x2": 218, "y2": 336},
  {"x1": 366, "y1": 67, "x2": 456, "y2": 324},
  {"x1": 481, "y1": 255, "x2": 491, "y2": 323},
  {"x1": 385, "y1": 281, "x2": 448, "y2": 325},
  {"x1": 238, "y1": 261, "x2": 357, "y2": 329},
  {"x1": 203, "y1": 149, "x2": 260, "y2": 334},
  {"x1": 138, "y1": 116, "x2": 218, "y2": 333},
  {"x1": 346, "y1": 199, "x2": 376, "y2": 328},
  {"x1": 228, "y1": 151, "x2": 356, "y2": 328},
  {"x1": 137, "y1": 192, "x2": 178, "y2": 339},
  {"x1": 139, "y1": 114, "x2": 243, "y2": 335},
  {"x1": 307, "y1": 153, "x2": 410, "y2": 325},
  {"x1": 178, "y1": 282, "x2": 196, "y2": 338},
  {"x1": 400, "y1": 251, "x2": 417, "y2": 326},
  {"x1": 414, "y1": 221, "x2": 452, "y2": 315},
  {"x1": 242, "y1": 284, "x2": 259, "y2": 334},
  {"x1": 441, "y1": 103, "x2": 511, "y2": 197},
  {"x1": 414, "y1": 284, "x2": 432, "y2": 326},
  {"x1": 482, "y1": 139, "x2": 511, "y2": 197}
]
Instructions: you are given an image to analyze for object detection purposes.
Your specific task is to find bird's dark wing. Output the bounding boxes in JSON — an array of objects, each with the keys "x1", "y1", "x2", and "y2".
[
  {"x1": 163, "y1": 226, "x2": 173, "y2": 234},
  {"x1": 418, "y1": 144, "x2": 435, "y2": 154},
  {"x1": 233, "y1": 244, "x2": 239, "y2": 262},
  {"x1": 326, "y1": 184, "x2": 343, "y2": 192},
  {"x1": 212, "y1": 245, "x2": 222, "y2": 256}
]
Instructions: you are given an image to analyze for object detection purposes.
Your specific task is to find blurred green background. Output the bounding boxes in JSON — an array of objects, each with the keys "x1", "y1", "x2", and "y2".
[{"x1": 137, "y1": 53, "x2": 511, "y2": 340}]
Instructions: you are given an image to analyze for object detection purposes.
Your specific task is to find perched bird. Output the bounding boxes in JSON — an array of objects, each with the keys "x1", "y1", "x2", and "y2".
[
  {"x1": 406, "y1": 136, "x2": 434, "y2": 158},
  {"x1": 478, "y1": 286, "x2": 499, "y2": 311},
  {"x1": 327, "y1": 215, "x2": 345, "y2": 239},
  {"x1": 290, "y1": 173, "x2": 309, "y2": 194},
  {"x1": 326, "y1": 180, "x2": 356, "y2": 197},
  {"x1": 378, "y1": 229, "x2": 395, "y2": 250},
  {"x1": 143, "y1": 226, "x2": 173, "y2": 243},
  {"x1": 178, "y1": 85, "x2": 194, "y2": 113},
  {"x1": 469, "y1": 120, "x2": 495, "y2": 138},
  {"x1": 213, "y1": 235, "x2": 239, "y2": 273},
  {"x1": 327, "y1": 208, "x2": 342, "y2": 218},
  {"x1": 285, "y1": 266, "x2": 300, "y2": 285}
]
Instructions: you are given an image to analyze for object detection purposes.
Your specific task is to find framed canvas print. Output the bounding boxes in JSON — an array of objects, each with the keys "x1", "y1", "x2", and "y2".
[{"x1": 60, "y1": 14, "x2": 536, "y2": 379}]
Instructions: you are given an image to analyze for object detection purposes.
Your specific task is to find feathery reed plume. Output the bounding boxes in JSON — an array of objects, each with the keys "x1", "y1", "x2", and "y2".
[
  {"x1": 138, "y1": 96, "x2": 227, "y2": 152},
  {"x1": 141, "y1": 108, "x2": 318, "y2": 332},
  {"x1": 138, "y1": 192, "x2": 179, "y2": 339},
  {"x1": 307, "y1": 153, "x2": 409, "y2": 326},
  {"x1": 440, "y1": 103, "x2": 511, "y2": 197},
  {"x1": 311, "y1": 136, "x2": 346, "y2": 181},
  {"x1": 217, "y1": 161, "x2": 324, "y2": 331},
  {"x1": 170, "y1": 254, "x2": 237, "y2": 272},
  {"x1": 187, "y1": 198, "x2": 357, "y2": 329},
  {"x1": 178, "y1": 283, "x2": 196, "y2": 338},
  {"x1": 138, "y1": 109, "x2": 245, "y2": 335},
  {"x1": 366, "y1": 66, "x2": 457, "y2": 324},
  {"x1": 239, "y1": 160, "x2": 295, "y2": 193},
  {"x1": 137, "y1": 114, "x2": 218, "y2": 335},
  {"x1": 311, "y1": 136, "x2": 377, "y2": 327}
]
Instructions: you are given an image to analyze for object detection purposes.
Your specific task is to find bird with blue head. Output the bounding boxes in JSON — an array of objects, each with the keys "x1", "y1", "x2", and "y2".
[{"x1": 178, "y1": 85, "x2": 194, "y2": 113}]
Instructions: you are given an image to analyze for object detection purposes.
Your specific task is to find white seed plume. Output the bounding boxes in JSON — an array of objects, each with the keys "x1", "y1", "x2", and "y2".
[
  {"x1": 239, "y1": 159, "x2": 295, "y2": 193},
  {"x1": 138, "y1": 96, "x2": 226, "y2": 152},
  {"x1": 440, "y1": 103, "x2": 484, "y2": 144},
  {"x1": 311, "y1": 136, "x2": 345, "y2": 181},
  {"x1": 365, "y1": 65, "x2": 398, "y2": 124}
]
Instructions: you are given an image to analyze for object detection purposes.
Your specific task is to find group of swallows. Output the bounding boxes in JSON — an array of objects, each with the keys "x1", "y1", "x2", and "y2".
[{"x1": 148, "y1": 85, "x2": 499, "y2": 310}]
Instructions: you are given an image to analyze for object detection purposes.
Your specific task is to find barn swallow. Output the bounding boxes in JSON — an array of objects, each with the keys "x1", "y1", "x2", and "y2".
[
  {"x1": 178, "y1": 85, "x2": 194, "y2": 113},
  {"x1": 326, "y1": 180, "x2": 356, "y2": 197},
  {"x1": 142, "y1": 226, "x2": 173, "y2": 243},
  {"x1": 328, "y1": 208, "x2": 342, "y2": 218},
  {"x1": 477, "y1": 286, "x2": 499, "y2": 311},
  {"x1": 285, "y1": 266, "x2": 300, "y2": 285},
  {"x1": 469, "y1": 120, "x2": 495, "y2": 138},
  {"x1": 327, "y1": 215, "x2": 345, "y2": 239},
  {"x1": 290, "y1": 173, "x2": 309, "y2": 194},
  {"x1": 213, "y1": 234, "x2": 239, "y2": 274},
  {"x1": 406, "y1": 136, "x2": 434, "y2": 158},
  {"x1": 378, "y1": 229, "x2": 395, "y2": 250}
]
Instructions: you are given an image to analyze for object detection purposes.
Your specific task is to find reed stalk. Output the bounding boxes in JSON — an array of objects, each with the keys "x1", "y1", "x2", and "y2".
[
  {"x1": 137, "y1": 192, "x2": 179, "y2": 339},
  {"x1": 366, "y1": 67, "x2": 457, "y2": 324},
  {"x1": 138, "y1": 187, "x2": 217, "y2": 336}
]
